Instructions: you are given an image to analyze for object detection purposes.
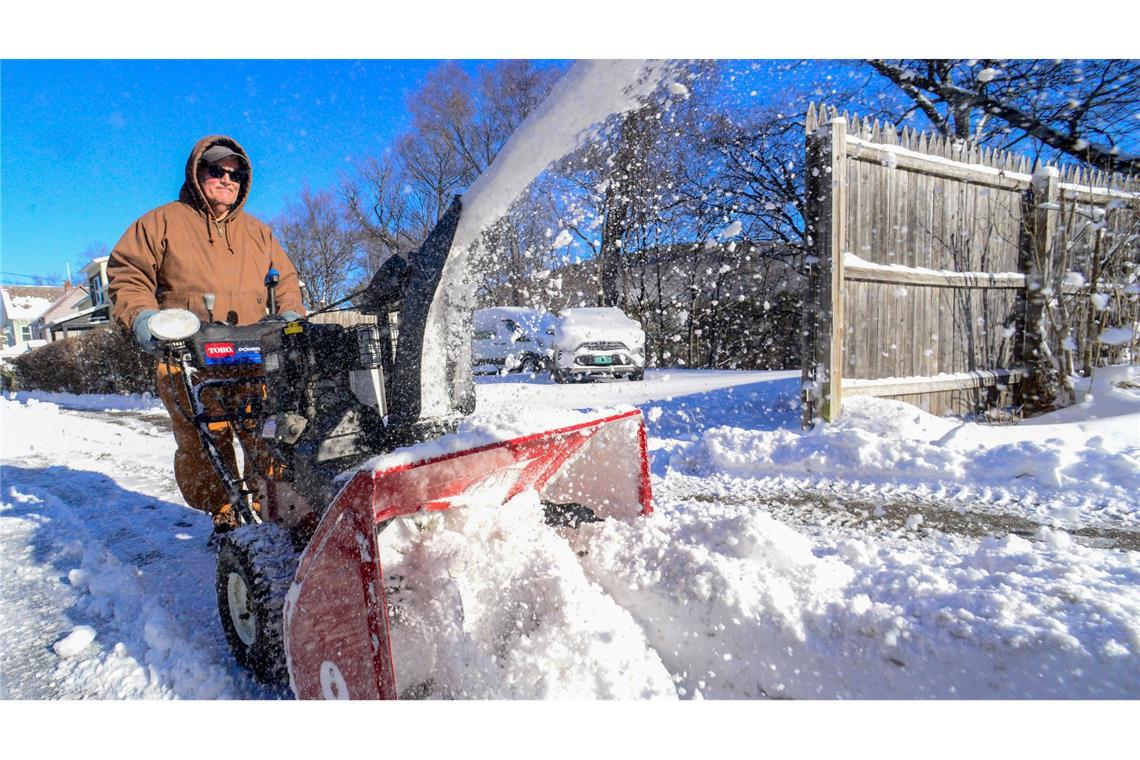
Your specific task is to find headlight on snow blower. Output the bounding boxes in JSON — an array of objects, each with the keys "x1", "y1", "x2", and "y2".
[{"x1": 149, "y1": 308, "x2": 201, "y2": 342}]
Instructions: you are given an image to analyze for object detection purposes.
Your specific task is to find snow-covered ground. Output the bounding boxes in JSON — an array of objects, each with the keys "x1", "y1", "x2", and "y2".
[{"x1": 3, "y1": 365, "x2": 1138, "y2": 705}]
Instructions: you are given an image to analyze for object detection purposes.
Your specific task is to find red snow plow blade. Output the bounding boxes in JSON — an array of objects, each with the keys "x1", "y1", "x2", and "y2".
[{"x1": 282, "y1": 408, "x2": 652, "y2": 699}]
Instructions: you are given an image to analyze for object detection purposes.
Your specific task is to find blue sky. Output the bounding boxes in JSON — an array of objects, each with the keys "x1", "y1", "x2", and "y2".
[
  {"x1": 1, "y1": 59, "x2": 499, "y2": 284},
  {"x1": 4, "y1": 55, "x2": 1133, "y2": 287},
  {"x1": 1, "y1": 58, "x2": 816, "y2": 286}
]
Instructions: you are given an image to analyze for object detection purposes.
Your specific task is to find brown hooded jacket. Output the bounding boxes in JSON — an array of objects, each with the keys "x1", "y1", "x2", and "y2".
[{"x1": 107, "y1": 135, "x2": 305, "y2": 330}]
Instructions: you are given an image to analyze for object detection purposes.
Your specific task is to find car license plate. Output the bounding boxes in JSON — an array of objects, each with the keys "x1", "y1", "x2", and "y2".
[{"x1": 593, "y1": 356, "x2": 613, "y2": 366}]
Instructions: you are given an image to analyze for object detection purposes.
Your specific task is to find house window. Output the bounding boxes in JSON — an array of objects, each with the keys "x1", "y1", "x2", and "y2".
[
  {"x1": 20, "y1": 324, "x2": 32, "y2": 343},
  {"x1": 89, "y1": 275, "x2": 106, "y2": 306}
]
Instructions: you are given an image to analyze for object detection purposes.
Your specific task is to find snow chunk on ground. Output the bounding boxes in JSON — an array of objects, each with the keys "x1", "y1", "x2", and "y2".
[{"x1": 53, "y1": 626, "x2": 97, "y2": 658}]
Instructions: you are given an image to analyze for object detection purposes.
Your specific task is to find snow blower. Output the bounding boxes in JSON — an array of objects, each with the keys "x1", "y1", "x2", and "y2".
[{"x1": 148, "y1": 196, "x2": 653, "y2": 698}]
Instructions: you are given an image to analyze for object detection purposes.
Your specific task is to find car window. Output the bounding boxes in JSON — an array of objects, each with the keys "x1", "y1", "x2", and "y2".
[{"x1": 473, "y1": 330, "x2": 495, "y2": 340}]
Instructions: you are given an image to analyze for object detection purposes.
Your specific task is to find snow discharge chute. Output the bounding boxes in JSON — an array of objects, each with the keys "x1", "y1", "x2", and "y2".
[{"x1": 417, "y1": 59, "x2": 676, "y2": 423}]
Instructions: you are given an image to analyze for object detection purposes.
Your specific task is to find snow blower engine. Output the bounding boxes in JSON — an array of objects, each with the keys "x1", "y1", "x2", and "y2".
[{"x1": 150, "y1": 196, "x2": 654, "y2": 698}]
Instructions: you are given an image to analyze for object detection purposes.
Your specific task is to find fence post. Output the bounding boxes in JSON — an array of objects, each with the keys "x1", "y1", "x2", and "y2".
[
  {"x1": 802, "y1": 116, "x2": 847, "y2": 426},
  {"x1": 1018, "y1": 165, "x2": 1060, "y2": 410},
  {"x1": 801, "y1": 116, "x2": 821, "y2": 427}
]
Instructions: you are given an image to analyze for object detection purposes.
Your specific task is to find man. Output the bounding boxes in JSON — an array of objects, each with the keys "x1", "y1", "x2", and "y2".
[{"x1": 107, "y1": 135, "x2": 305, "y2": 533}]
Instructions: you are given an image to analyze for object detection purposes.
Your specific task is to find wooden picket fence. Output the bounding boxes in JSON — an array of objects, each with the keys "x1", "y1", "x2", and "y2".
[{"x1": 801, "y1": 103, "x2": 1139, "y2": 424}]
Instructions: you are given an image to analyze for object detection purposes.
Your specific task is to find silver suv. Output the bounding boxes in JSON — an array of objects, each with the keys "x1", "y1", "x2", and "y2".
[{"x1": 551, "y1": 307, "x2": 646, "y2": 382}]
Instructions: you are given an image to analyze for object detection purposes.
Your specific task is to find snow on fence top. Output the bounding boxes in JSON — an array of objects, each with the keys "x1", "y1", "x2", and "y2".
[{"x1": 806, "y1": 102, "x2": 1140, "y2": 197}]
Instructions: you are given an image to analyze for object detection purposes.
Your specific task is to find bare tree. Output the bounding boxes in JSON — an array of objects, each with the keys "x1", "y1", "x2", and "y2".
[
  {"x1": 867, "y1": 59, "x2": 1140, "y2": 174},
  {"x1": 390, "y1": 60, "x2": 564, "y2": 229},
  {"x1": 533, "y1": 62, "x2": 814, "y2": 369},
  {"x1": 272, "y1": 187, "x2": 360, "y2": 310},
  {"x1": 551, "y1": 89, "x2": 698, "y2": 308},
  {"x1": 474, "y1": 195, "x2": 563, "y2": 308},
  {"x1": 341, "y1": 153, "x2": 423, "y2": 277},
  {"x1": 340, "y1": 60, "x2": 563, "y2": 302},
  {"x1": 699, "y1": 109, "x2": 808, "y2": 247}
]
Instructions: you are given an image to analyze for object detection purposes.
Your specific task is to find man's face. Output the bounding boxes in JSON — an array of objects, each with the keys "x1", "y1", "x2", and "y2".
[{"x1": 198, "y1": 157, "x2": 244, "y2": 212}]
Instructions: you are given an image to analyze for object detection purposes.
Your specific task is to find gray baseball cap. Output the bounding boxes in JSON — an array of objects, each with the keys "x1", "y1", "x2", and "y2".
[{"x1": 201, "y1": 145, "x2": 248, "y2": 166}]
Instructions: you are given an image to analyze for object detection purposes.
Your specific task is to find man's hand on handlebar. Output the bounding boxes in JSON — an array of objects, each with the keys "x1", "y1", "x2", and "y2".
[
  {"x1": 132, "y1": 309, "x2": 161, "y2": 355},
  {"x1": 137, "y1": 308, "x2": 204, "y2": 354}
]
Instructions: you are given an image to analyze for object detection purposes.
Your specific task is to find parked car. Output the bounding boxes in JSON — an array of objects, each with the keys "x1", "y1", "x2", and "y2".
[
  {"x1": 471, "y1": 307, "x2": 555, "y2": 374},
  {"x1": 551, "y1": 307, "x2": 645, "y2": 383}
]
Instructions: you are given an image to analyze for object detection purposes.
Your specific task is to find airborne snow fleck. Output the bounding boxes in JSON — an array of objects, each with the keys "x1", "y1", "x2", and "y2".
[
  {"x1": 551, "y1": 229, "x2": 574, "y2": 250},
  {"x1": 720, "y1": 220, "x2": 743, "y2": 238}
]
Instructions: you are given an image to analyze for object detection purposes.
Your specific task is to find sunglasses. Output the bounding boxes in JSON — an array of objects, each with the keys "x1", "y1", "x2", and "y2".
[{"x1": 204, "y1": 163, "x2": 248, "y2": 183}]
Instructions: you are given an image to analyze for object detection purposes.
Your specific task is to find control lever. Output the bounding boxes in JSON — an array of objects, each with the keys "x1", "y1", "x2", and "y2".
[
  {"x1": 203, "y1": 293, "x2": 216, "y2": 324},
  {"x1": 264, "y1": 267, "x2": 280, "y2": 316}
]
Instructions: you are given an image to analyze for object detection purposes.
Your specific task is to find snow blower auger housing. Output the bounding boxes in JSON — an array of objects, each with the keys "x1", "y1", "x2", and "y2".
[{"x1": 152, "y1": 196, "x2": 653, "y2": 695}]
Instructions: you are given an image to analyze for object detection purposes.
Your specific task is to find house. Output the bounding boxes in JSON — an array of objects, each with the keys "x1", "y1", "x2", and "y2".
[
  {"x1": 0, "y1": 284, "x2": 66, "y2": 350},
  {"x1": 1, "y1": 256, "x2": 114, "y2": 350},
  {"x1": 29, "y1": 285, "x2": 89, "y2": 341},
  {"x1": 81, "y1": 256, "x2": 111, "y2": 315},
  {"x1": 31, "y1": 256, "x2": 113, "y2": 342}
]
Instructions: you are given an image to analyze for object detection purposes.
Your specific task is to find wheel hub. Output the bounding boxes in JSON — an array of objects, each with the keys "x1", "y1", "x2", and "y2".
[{"x1": 227, "y1": 571, "x2": 257, "y2": 646}]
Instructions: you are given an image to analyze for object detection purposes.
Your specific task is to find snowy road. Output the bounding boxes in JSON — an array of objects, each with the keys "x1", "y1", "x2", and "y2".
[{"x1": 2, "y1": 367, "x2": 1139, "y2": 699}]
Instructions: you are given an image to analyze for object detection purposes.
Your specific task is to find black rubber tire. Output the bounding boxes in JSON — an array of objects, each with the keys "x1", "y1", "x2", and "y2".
[
  {"x1": 518, "y1": 355, "x2": 538, "y2": 374},
  {"x1": 630, "y1": 368, "x2": 645, "y2": 381},
  {"x1": 552, "y1": 367, "x2": 566, "y2": 384},
  {"x1": 215, "y1": 523, "x2": 299, "y2": 684}
]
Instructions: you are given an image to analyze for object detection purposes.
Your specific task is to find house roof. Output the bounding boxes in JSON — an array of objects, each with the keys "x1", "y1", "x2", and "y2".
[
  {"x1": 34, "y1": 286, "x2": 90, "y2": 325},
  {"x1": 1, "y1": 285, "x2": 67, "y2": 322},
  {"x1": 48, "y1": 302, "x2": 110, "y2": 328},
  {"x1": 81, "y1": 256, "x2": 110, "y2": 277}
]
